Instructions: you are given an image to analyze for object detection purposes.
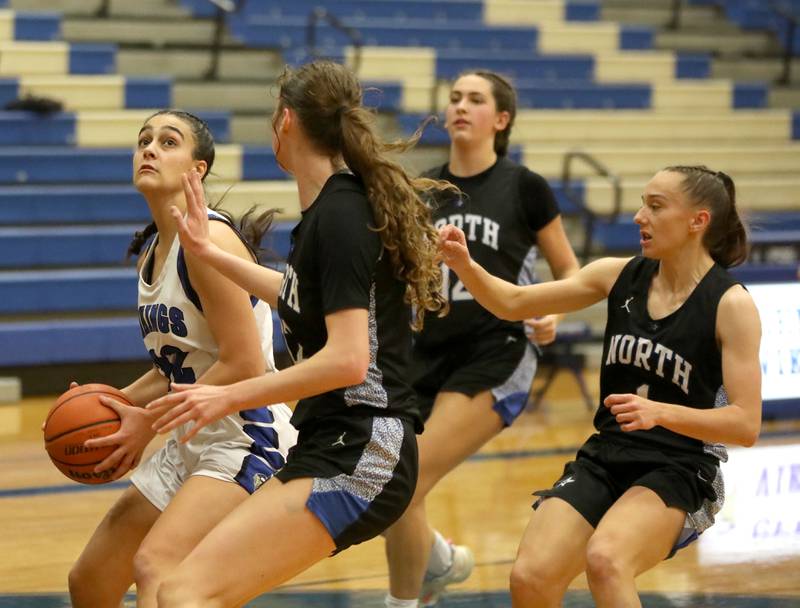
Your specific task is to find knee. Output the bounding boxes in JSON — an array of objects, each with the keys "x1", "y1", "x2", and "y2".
[
  {"x1": 132, "y1": 544, "x2": 164, "y2": 589},
  {"x1": 67, "y1": 561, "x2": 91, "y2": 603},
  {"x1": 585, "y1": 535, "x2": 626, "y2": 584},
  {"x1": 155, "y1": 575, "x2": 182, "y2": 607},
  {"x1": 509, "y1": 557, "x2": 562, "y2": 604},
  {"x1": 156, "y1": 575, "x2": 221, "y2": 608}
]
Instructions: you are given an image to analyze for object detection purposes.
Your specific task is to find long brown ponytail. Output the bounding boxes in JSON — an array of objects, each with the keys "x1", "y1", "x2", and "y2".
[{"x1": 277, "y1": 61, "x2": 457, "y2": 329}]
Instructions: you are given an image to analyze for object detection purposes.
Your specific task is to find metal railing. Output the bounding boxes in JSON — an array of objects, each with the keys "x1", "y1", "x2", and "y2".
[
  {"x1": 769, "y1": 0, "x2": 799, "y2": 84},
  {"x1": 306, "y1": 8, "x2": 363, "y2": 75},
  {"x1": 93, "y1": 0, "x2": 240, "y2": 80},
  {"x1": 667, "y1": 0, "x2": 684, "y2": 30},
  {"x1": 204, "y1": 0, "x2": 241, "y2": 80},
  {"x1": 561, "y1": 150, "x2": 623, "y2": 264}
]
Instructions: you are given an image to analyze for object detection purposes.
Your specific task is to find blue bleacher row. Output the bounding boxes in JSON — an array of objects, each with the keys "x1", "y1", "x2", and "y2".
[
  {"x1": 181, "y1": 0, "x2": 601, "y2": 23},
  {"x1": 231, "y1": 17, "x2": 654, "y2": 53},
  {"x1": 288, "y1": 46, "x2": 714, "y2": 82},
  {"x1": 692, "y1": 0, "x2": 800, "y2": 55},
  {"x1": 2, "y1": 77, "x2": 776, "y2": 149},
  {"x1": 0, "y1": 78, "x2": 171, "y2": 113},
  {"x1": 0, "y1": 145, "x2": 279, "y2": 183},
  {"x1": 5, "y1": 44, "x2": 116, "y2": 75},
  {"x1": 0, "y1": 261, "x2": 793, "y2": 367},
  {"x1": 0, "y1": 315, "x2": 288, "y2": 366},
  {"x1": 2, "y1": 209, "x2": 797, "y2": 298},
  {"x1": 0, "y1": 10, "x2": 59, "y2": 41}
]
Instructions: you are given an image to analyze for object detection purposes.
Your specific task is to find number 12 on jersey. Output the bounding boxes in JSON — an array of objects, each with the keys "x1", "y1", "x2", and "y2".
[{"x1": 440, "y1": 264, "x2": 473, "y2": 302}]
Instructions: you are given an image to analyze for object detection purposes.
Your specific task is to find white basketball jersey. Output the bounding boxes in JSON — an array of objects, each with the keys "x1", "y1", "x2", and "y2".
[
  {"x1": 138, "y1": 213, "x2": 275, "y2": 381},
  {"x1": 136, "y1": 212, "x2": 296, "y2": 470}
]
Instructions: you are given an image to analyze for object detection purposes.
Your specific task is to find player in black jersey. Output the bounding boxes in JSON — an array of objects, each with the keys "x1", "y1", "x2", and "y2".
[
  {"x1": 383, "y1": 71, "x2": 579, "y2": 608},
  {"x1": 439, "y1": 165, "x2": 762, "y2": 606},
  {"x1": 144, "y1": 61, "x2": 456, "y2": 606}
]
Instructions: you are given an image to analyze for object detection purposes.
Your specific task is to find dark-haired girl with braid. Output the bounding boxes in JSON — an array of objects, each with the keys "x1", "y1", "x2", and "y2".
[
  {"x1": 144, "y1": 61, "x2": 456, "y2": 605},
  {"x1": 384, "y1": 71, "x2": 579, "y2": 608},
  {"x1": 438, "y1": 165, "x2": 762, "y2": 607},
  {"x1": 68, "y1": 110, "x2": 297, "y2": 607}
]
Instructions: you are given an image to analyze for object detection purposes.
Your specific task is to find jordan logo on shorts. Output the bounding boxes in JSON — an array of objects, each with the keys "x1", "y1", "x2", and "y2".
[
  {"x1": 621, "y1": 297, "x2": 634, "y2": 313},
  {"x1": 252, "y1": 473, "x2": 269, "y2": 491},
  {"x1": 556, "y1": 475, "x2": 575, "y2": 488},
  {"x1": 332, "y1": 432, "x2": 347, "y2": 447}
]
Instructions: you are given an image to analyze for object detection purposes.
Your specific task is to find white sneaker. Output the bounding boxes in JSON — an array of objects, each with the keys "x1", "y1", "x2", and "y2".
[{"x1": 419, "y1": 543, "x2": 474, "y2": 607}]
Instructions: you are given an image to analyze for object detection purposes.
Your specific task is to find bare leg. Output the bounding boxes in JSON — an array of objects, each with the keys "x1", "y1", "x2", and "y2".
[
  {"x1": 134, "y1": 475, "x2": 249, "y2": 607},
  {"x1": 384, "y1": 391, "x2": 503, "y2": 600},
  {"x1": 585, "y1": 486, "x2": 685, "y2": 608},
  {"x1": 156, "y1": 477, "x2": 336, "y2": 607},
  {"x1": 69, "y1": 485, "x2": 160, "y2": 608},
  {"x1": 510, "y1": 498, "x2": 593, "y2": 608}
]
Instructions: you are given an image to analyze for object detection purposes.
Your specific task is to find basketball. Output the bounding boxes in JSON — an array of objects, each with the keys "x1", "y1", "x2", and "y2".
[{"x1": 43, "y1": 384, "x2": 131, "y2": 485}]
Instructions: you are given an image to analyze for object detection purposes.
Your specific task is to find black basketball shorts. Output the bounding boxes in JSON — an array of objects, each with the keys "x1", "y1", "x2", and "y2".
[
  {"x1": 411, "y1": 329, "x2": 537, "y2": 424},
  {"x1": 275, "y1": 412, "x2": 417, "y2": 553}
]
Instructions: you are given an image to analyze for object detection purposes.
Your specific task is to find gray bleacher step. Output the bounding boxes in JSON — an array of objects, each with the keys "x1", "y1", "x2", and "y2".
[
  {"x1": 0, "y1": 377, "x2": 21, "y2": 404},
  {"x1": 769, "y1": 87, "x2": 800, "y2": 110},
  {"x1": 656, "y1": 29, "x2": 781, "y2": 57},
  {"x1": 62, "y1": 16, "x2": 239, "y2": 47},
  {"x1": 173, "y1": 81, "x2": 275, "y2": 113},
  {"x1": 117, "y1": 47, "x2": 284, "y2": 81},
  {"x1": 10, "y1": 0, "x2": 189, "y2": 18},
  {"x1": 602, "y1": 0, "x2": 676, "y2": 8},
  {"x1": 713, "y1": 57, "x2": 800, "y2": 82},
  {"x1": 230, "y1": 114, "x2": 274, "y2": 146},
  {"x1": 601, "y1": 6, "x2": 732, "y2": 29},
  {"x1": 230, "y1": 108, "x2": 409, "y2": 146}
]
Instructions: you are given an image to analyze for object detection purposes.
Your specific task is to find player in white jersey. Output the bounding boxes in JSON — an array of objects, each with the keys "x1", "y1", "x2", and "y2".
[{"x1": 68, "y1": 110, "x2": 297, "y2": 608}]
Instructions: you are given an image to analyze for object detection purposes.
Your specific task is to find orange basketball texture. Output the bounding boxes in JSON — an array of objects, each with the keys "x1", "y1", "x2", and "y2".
[{"x1": 43, "y1": 384, "x2": 131, "y2": 484}]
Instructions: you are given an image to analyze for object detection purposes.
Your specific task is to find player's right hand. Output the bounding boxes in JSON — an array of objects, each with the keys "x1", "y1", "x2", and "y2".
[
  {"x1": 438, "y1": 224, "x2": 471, "y2": 273},
  {"x1": 42, "y1": 381, "x2": 80, "y2": 432}
]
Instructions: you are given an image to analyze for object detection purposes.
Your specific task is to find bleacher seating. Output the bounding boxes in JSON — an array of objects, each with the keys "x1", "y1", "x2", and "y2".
[
  {"x1": 0, "y1": 0, "x2": 797, "y2": 382},
  {"x1": 705, "y1": 0, "x2": 800, "y2": 55}
]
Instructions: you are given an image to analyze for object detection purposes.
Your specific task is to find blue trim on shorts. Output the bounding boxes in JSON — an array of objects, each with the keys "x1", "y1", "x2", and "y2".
[
  {"x1": 667, "y1": 527, "x2": 700, "y2": 559},
  {"x1": 492, "y1": 391, "x2": 528, "y2": 426},
  {"x1": 306, "y1": 489, "x2": 370, "y2": 539},
  {"x1": 241, "y1": 406, "x2": 275, "y2": 423},
  {"x1": 234, "y1": 453, "x2": 280, "y2": 494}
]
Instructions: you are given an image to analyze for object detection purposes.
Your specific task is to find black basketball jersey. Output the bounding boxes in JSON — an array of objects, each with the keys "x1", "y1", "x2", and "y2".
[
  {"x1": 277, "y1": 173, "x2": 420, "y2": 430},
  {"x1": 596, "y1": 256, "x2": 739, "y2": 460},
  {"x1": 416, "y1": 157, "x2": 560, "y2": 350}
]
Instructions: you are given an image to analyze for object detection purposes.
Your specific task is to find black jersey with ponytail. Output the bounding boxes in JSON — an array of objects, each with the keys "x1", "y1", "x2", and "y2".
[
  {"x1": 275, "y1": 61, "x2": 458, "y2": 330},
  {"x1": 665, "y1": 165, "x2": 749, "y2": 268}
]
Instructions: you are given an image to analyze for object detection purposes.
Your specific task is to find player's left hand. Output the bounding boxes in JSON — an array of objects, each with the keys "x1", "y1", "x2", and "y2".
[
  {"x1": 147, "y1": 383, "x2": 234, "y2": 442},
  {"x1": 524, "y1": 315, "x2": 558, "y2": 346},
  {"x1": 171, "y1": 171, "x2": 214, "y2": 260},
  {"x1": 604, "y1": 393, "x2": 663, "y2": 432},
  {"x1": 85, "y1": 395, "x2": 154, "y2": 479}
]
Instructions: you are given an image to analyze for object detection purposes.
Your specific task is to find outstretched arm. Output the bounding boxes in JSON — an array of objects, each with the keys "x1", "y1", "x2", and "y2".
[
  {"x1": 146, "y1": 307, "x2": 370, "y2": 442},
  {"x1": 439, "y1": 224, "x2": 626, "y2": 320},
  {"x1": 172, "y1": 171, "x2": 284, "y2": 308}
]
